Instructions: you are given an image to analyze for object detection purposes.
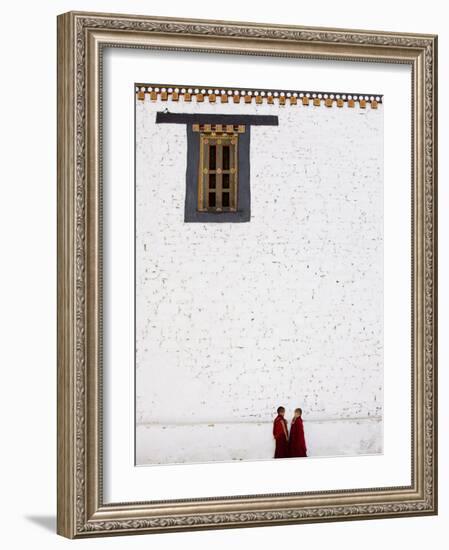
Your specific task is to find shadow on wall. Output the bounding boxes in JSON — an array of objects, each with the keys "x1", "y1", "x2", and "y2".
[{"x1": 24, "y1": 515, "x2": 56, "y2": 533}]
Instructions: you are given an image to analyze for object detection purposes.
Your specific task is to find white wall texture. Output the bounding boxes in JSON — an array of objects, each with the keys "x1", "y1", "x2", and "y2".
[{"x1": 135, "y1": 94, "x2": 384, "y2": 464}]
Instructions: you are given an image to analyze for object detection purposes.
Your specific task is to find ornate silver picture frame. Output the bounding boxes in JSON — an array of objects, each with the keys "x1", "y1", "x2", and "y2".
[{"x1": 57, "y1": 10, "x2": 437, "y2": 538}]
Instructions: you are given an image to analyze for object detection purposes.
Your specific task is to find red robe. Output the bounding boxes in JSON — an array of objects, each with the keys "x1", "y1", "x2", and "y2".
[
  {"x1": 273, "y1": 415, "x2": 289, "y2": 458},
  {"x1": 288, "y1": 417, "x2": 307, "y2": 458}
]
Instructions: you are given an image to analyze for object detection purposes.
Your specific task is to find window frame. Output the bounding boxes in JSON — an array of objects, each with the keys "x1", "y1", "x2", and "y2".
[
  {"x1": 154, "y1": 112, "x2": 279, "y2": 223},
  {"x1": 197, "y1": 126, "x2": 241, "y2": 213},
  {"x1": 185, "y1": 122, "x2": 251, "y2": 223}
]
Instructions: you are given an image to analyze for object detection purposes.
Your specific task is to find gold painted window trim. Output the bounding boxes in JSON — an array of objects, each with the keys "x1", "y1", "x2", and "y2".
[{"x1": 198, "y1": 130, "x2": 240, "y2": 213}]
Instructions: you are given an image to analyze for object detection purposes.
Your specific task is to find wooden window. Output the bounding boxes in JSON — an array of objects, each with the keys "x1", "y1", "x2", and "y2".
[
  {"x1": 155, "y1": 112, "x2": 278, "y2": 222},
  {"x1": 198, "y1": 132, "x2": 239, "y2": 213}
]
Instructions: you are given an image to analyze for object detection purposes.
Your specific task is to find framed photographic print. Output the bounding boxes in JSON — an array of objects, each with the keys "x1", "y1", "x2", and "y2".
[{"x1": 57, "y1": 11, "x2": 438, "y2": 538}]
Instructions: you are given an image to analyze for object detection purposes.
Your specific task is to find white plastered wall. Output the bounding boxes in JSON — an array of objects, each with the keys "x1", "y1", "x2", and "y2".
[{"x1": 135, "y1": 93, "x2": 383, "y2": 464}]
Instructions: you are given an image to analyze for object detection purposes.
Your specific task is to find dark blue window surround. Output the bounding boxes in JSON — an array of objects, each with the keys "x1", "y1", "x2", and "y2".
[{"x1": 155, "y1": 112, "x2": 279, "y2": 223}]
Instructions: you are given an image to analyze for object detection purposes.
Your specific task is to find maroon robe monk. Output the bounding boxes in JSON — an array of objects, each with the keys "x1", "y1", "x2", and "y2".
[
  {"x1": 273, "y1": 406, "x2": 289, "y2": 459},
  {"x1": 288, "y1": 408, "x2": 307, "y2": 458}
]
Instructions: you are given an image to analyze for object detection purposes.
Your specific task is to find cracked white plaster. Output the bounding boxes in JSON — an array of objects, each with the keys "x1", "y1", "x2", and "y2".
[{"x1": 135, "y1": 94, "x2": 384, "y2": 464}]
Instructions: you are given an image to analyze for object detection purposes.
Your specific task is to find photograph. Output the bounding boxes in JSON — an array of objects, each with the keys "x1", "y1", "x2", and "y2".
[
  {"x1": 0, "y1": 0, "x2": 445, "y2": 546},
  {"x1": 134, "y1": 84, "x2": 384, "y2": 466},
  {"x1": 55, "y1": 9, "x2": 437, "y2": 538}
]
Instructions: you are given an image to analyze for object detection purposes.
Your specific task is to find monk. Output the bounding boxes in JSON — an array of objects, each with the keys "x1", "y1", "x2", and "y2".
[
  {"x1": 288, "y1": 408, "x2": 307, "y2": 458},
  {"x1": 273, "y1": 406, "x2": 289, "y2": 459}
]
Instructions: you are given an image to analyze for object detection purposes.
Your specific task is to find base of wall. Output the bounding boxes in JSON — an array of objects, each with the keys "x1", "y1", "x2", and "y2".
[{"x1": 136, "y1": 418, "x2": 382, "y2": 465}]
